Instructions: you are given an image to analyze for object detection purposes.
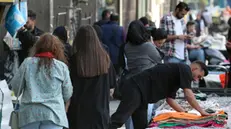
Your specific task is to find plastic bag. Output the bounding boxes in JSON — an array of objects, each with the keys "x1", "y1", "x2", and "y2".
[
  {"x1": 0, "y1": 80, "x2": 14, "y2": 129},
  {"x1": 3, "y1": 32, "x2": 21, "y2": 51},
  {"x1": 4, "y1": 51, "x2": 19, "y2": 84},
  {"x1": 5, "y1": 4, "x2": 26, "y2": 37}
]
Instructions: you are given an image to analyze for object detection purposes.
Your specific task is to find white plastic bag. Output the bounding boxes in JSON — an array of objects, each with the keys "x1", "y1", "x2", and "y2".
[
  {"x1": 3, "y1": 32, "x2": 21, "y2": 51},
  {"x1": 0, "y1": 80, "x2": 14, "y2": 129}
]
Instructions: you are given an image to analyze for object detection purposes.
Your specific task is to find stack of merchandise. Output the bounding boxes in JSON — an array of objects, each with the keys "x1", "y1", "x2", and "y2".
[{"x1": 149, "y1": 111, "x2": 228, "y2": 128}]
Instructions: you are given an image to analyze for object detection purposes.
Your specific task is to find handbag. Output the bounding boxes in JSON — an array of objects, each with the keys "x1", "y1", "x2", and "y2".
[
  {"x1": 9, "y1": 71, "x2": 24, "y2": 129},
  {"x1": 9, "y1": 92, "x2": 20, "y2": 129}
]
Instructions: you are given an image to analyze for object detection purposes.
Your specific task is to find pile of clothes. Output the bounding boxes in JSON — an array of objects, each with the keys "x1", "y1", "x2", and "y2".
[
  {"x1": 149, "y1": 111, "x2": 228, "y2": 128},
  {"x1": 148, "y1": 96, "x2": 231, "y2": 128}
]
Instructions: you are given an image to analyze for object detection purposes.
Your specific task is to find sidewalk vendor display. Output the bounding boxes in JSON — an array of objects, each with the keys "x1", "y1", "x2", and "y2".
[
  {"x1": 149, "y1": 111, "x2": 227, "y2": 128},
  {"x1": 148, "y1": 97, "x2": 231, "y2": 128}
]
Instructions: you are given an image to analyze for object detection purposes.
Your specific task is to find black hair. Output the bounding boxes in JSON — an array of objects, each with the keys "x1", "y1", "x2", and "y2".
[
  {"x1": 110, "y1": 13, "x2": 119, "y2": 21},
  {"x1": 28, "y1": 10, "x2": 36, "y2": 20},
  {"x1": 102, "y1": 9, "x2": 110, "y2": 19},
  {"x1": 175, "y1": 2, "x2": 190, "y2": 11},
  {"x1": 92, "y1": 24, "x2": 103, "y2": 42},
  {"x1": 151, "y1": 28, "x2": 167, "y2": 41},
  {"x1": 126, "y1": 20, "x2": 151, "y2": 45},
  {"x1": 139, "y1": 17, "x2": 149, "y2": 26},
  {"x1": 53, "y1": 26, "x2": 68, "y2": 43},
  {"x1": 193, "y1": 61, "x2": 208, "y2": 76},
  {"x1": 186, "y1": 21, "x2": 195, "y2": 27}
]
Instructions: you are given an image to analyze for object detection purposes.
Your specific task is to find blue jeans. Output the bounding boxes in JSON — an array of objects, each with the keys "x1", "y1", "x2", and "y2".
[
  {"x1": 189, "y1": 49, "x2": 205, "y2": 63},
  {"x1": 21, "y1": 121, "x2": 62, "y2": 129},
  {"x1": 125, "y1": 117, "x2": 133, "y2": 129},
  {"x1": 125, "y1": 104, "x2": 157, "y2": 129},
  {"x1": 164, "y1": 56, "x2": 187, "y2": 64}
]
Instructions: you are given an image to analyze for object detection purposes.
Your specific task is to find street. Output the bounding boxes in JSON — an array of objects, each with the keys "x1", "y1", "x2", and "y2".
[{"x1": 110, "y1": 100, "x2": 125, "y2": 129}]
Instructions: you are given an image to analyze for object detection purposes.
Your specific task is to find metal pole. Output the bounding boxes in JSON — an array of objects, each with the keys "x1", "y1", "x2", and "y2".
[
  {"x1": 119, "y1": 0, "x2": 123, "y2": 26},
  {"x1": 49, "y1": 0, "x2": 54, "y2": 33}
]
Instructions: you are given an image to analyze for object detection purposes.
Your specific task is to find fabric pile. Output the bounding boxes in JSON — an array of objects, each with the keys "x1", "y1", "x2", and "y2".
[
  {"x1": 157, "y1": 99, "x2": 220, "y2": 112},
  {"x1": 149, "y1": 111, "x2": 228, "y2": 128},
  {"x1": 176, "y1": 89, "x2": 207, "y2": 101}
]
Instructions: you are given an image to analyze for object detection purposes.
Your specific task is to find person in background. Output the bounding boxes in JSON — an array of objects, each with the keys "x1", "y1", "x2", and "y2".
[
  {"x1": 10, "y1": 34, "x2": 73, "y2": 129},
  {"x1": 110, "y1": 61, "x2": 211, "y2": 129},
  {"x1": 93, "y1": 24, "x2": 109, "y2": 53},
  {"x1": 227, "y1": 17, "x2": 231, "y2": 42},
  {"x1": 201, "y1": 8, "x2": 212, "y2": 28},
  {"x1": 195, "y1": 12, "x2": 205, "y2": 37},
  {"x1": 139, "y1": 17, "x2": 150, "y2": 27},
  {"x1": 145, "y1": 28, "x2": 167, "y2": 122},
  {"x1": 67, "y1": 25, "x2": 116, "y2": 129},
  {"x1": 226, "y1": 17, "x2": 231, "y2": 88},
  {"x1": 186, "y1": 21, "x2": 205, "y2": 63},
  {"x1": 146, "y1": 12, "x2": 156, "y2": 28},
  {"x1": 160, "y1": 2, "x2": 191, "y2": 64},
  {"x1": 53, "y1": 26, "x2": 72, "y2": 63},
  {"x1": 18, "y1": 10, "x2": 44, "y2": 64},
  {"x1": 101, "y1": 13, "x2": 125, "y2": 74},
  {"x1": 125, "y1": 20, "x2": 162, "y2": 76},
  {"x1": 151, "y1": 28, "x2": 168, "y2": 49},
  {"x1": 94, "y1": 9, "x2": 111, "y2": 27}
]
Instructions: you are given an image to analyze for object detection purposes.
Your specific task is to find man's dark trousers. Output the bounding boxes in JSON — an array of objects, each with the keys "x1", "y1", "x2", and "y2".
[{"x1": 110, "y1": 80, "x2": 148, "y2": 129}]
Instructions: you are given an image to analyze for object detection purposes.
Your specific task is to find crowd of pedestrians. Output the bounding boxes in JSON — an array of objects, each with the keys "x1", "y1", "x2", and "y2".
[{"x1": 6, "y1": 2, "x2": 231, "y2": 129}]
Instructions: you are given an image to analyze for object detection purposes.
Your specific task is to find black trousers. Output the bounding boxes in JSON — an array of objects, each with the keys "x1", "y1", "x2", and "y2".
[{"x1": 109, "y1": 85, "x2": 147, "y2": 129}]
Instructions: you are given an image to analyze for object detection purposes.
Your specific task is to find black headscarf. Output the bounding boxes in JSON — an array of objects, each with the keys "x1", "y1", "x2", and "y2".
[
  {"x1": 92, "y1": 24, "x2": 109, "y2": 53},
  {"x1": 53, "y1": 26, "x2": 72, "y2": 62},
  {"x1": 92, "y1": 24, "x2": 103, "y2": 42},
  {"x1": 53, "y1": 26, "x2": 68, "y2": 43},
  {"x1": 126, "y1": 20, "x2": 150, "y2": 45}
]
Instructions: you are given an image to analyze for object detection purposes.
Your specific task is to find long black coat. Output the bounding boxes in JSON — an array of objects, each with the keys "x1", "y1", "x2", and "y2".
[{"x1": 67, "y1": 55, "x2": 116, "y2": 129}]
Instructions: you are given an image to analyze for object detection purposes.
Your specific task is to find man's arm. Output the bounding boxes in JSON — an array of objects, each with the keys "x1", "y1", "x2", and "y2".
[
  {"x1": 159, "y1": 16, "x2": 190, "y2": 41},
  {"x1": 166, "y1": 98, "x2": 185, "y2": 112},
  {"x1": 183, "y1": 88, "x2": 212, "y2": 116},
  {"x1": 18, "y1": 29, "x2": 37, "y2": 44},
  {"x1": 159, "y1": 16, "x2": 176, "y2": 41}
]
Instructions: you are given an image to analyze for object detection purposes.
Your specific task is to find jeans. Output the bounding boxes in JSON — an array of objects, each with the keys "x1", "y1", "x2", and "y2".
[
  {"x1": 125, "y1": 104, "x2": 157, "y2": 129},
  {"x1": 21, "y1": 121, "x2": 62, "y2": 129},
  {"x1": 189, "y1": 49, "x2": 205, "y2": 63},
  {"x1": 125, "y1": 117, "x2": 133, "y2": 129},
  {"x1": 164, "y1": 56, "x2": 187, "y2": 64}
]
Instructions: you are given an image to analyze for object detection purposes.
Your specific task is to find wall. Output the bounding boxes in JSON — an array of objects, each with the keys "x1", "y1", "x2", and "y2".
[
  {"x1": 121, "y1": 0, "x2": 137, "y2": 31},
  {"x1": 27, "y1": 0, "x2": 71, "y2": 32},
  {"x1": 72, "y1": 0, "x2": 97, "y2": 25},
  {"x1": 27, "y1": 0, "x2": 50, "y2": 32}
]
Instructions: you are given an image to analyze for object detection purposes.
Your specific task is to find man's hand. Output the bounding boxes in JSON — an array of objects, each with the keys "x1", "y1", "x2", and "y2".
[
  {"x1": 166, "y1": 98, "x2": 185, "y2": 112},
  {"x1": 177, "y1": 35, "x2": 190, "y2": 40},
  {"x1": 200, "y1": 110, "x2": 214, "y2": 116},
  {"x1": 187, "y1": 45, "x2": 201, "y2": 49},
  {"x1": 184, "y1": 88, "x2": 207, "y2": 115},
  {"x1": 18, "y1": 27, "x2": 25, "y2": 32},
  {"x1": 193, "y1": 45, "x2": 201, "y2": 49}
]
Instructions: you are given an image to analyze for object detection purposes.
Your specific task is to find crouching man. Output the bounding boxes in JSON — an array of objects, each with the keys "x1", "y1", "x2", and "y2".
[{"x1": 110, "y1": 61, "x2": 211, "y2": 129}]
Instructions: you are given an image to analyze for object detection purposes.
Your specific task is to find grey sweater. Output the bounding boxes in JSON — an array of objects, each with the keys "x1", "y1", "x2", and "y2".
[{"x1": 125, "y1": 42, "x2": 164, "y2": 75}]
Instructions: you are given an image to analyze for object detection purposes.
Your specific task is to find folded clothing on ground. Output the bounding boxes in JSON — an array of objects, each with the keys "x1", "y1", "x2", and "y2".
[{"x1": 149, "y1": 111, "x2": 228, "y2": 128}]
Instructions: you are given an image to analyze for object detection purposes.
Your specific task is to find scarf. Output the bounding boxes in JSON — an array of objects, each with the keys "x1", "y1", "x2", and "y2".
[{"x1": 35, "y1": 52, "x2": 54, "y2": 58}]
